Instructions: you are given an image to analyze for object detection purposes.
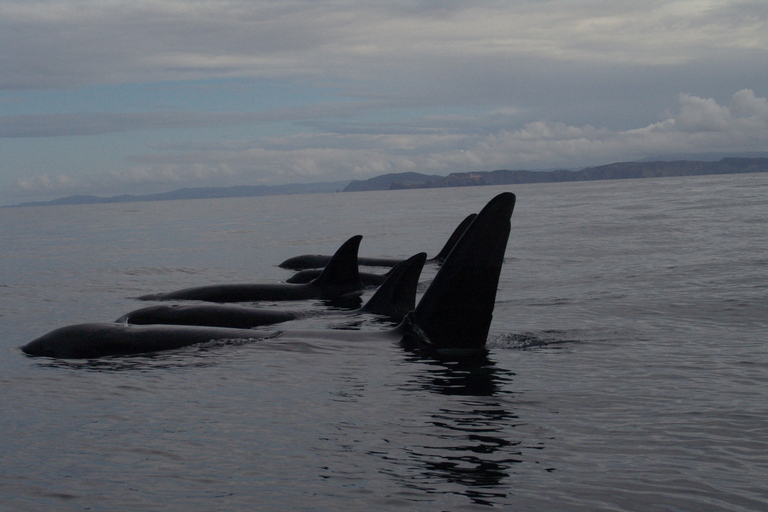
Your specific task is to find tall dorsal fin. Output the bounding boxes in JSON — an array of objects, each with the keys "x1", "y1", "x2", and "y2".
[
  {"x1": 361, "y1": 252, "x2": 426, "y2": 320},
  {"x1": 431, "y1": 213, "x2": 477, "y2": 262},
  {"x1": 403, "y1": 192, "x2": 515, "y2": 351},
  {"x1": 309, "y1": 235, "x2": 363, "y2": 296}
]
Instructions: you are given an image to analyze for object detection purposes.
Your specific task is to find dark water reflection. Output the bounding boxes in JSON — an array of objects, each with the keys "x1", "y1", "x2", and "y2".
[
  {"x1": 387, "y1": 353, "x2": 525, "y2": 506},
  {"x1": 406, "y1": 351, "x2": 514, "y2": 396}
]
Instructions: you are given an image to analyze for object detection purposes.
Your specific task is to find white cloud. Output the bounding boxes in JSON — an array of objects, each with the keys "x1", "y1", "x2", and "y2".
[
  {"x1": 466, "y1": 89, "x2": 768, "y2": 167},
  {"x1": 105, "y1": 163, "x2": 239, "y2": 186},
  {"x1": 2, "y1": 1, "x2": 767, "y2": 203},
  {"x1": 730, "y1": 88, "x2": 768, "y2": 120},
  {"x1": 674, "y1": 94, "x2": 731, "y2": 132},
  {"x1": 15, "y1": 173, "x2": 76, "y2": 193},
  {"x1": 11, "y1": 89, "x2": 767, "y2": 200}
]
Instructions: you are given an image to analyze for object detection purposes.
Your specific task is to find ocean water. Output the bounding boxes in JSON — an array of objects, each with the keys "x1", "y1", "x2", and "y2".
[{"x1": 1, "y1": 175, "x2": 766, "y2": 511}]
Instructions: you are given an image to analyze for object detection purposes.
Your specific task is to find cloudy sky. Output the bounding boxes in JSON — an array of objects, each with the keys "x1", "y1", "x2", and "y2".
[{"x1": 1, "y1": 0, "x2": 767, "y2": 204}]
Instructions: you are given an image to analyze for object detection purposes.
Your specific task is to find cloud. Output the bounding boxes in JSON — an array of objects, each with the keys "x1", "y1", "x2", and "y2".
[
  {"x1": 674, "y1": 94, "x2": 731, "y2": 132},
  {"x1": 0, "y1": 100, "x2": 385, "y2": 138},
  {"x1": 0, "y1": 111, "x2": 248, "y2": 138},
  {"x1": 15, "y1": 173, "x2": 76, "y2": 193},
  {"x1": 2, "y1": 1, "x2": 766, "y2": 91},
  {"x1": 11, "y1": 161, "x2": 241, "y2": 197},
  {"x1": 460, "y1": 89, "x2": 768, "y2": 168},
  {"x1": 0, "y1": 110, "x2": 289, "y2": 138},
  {"x1": 4, "y1": 1, "x2": 763, "y2": 147},
  {"x1": 11, "y1": 89, "x2": 768, "y2": 199},
  {"x1": 3, "y1": 2, "x2": 767, "y2": 203}
]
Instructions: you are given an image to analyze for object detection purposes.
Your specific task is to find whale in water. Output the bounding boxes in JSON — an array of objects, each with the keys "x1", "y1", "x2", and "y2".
[
  {"x1": 278, "y1": 213, "x2": 477, "y2": 271},
  {"x1": 21, "y1": 192, "x2": 514, "y2": 359},
  {"x1": 137, "y1": 234, "x2": 364, "y2": 302},
  {"x1": 285, "y1": 267, "x2": 392, "y2": 286},
  {"x1": 118, "y1": 252, "x2": 427, "y2": 329}
]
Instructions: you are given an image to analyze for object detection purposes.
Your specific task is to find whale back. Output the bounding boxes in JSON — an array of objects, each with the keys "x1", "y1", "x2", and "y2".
[
  {"x1": 22, "y1": 323, "x2": 272, "y2": 359},
  {"x1": 278, "y1": 254, "x2": 331, "y2": 270}
]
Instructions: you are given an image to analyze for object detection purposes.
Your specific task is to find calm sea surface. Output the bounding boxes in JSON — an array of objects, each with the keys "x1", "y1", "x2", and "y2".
[{"x1": 1, "y1": 175, "x2": 766, "y2": 511}]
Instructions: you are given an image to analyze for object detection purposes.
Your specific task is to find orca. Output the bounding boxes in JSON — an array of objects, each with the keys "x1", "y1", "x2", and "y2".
[
  {"x1": 285, "y1": 267, "x2": 392, "y2": 286},
  {"x1": 356, "y1": 252, "x2": 426, "y2": 320},
  {"x1": 278, "y1": 213, "x2": 477, "y2": 270},
  {"x1": 281, "y1": 255, "x2": 399, "y2": 271},
  {"x1": 137, "y1": 235, "x2": 364, "y2": 302},
  {"x1": 117, "y1": 253, "x2": 427, "y2": 329},
  {"x1": 21, "y1": 193, "x2": 514, "y2": 359}
]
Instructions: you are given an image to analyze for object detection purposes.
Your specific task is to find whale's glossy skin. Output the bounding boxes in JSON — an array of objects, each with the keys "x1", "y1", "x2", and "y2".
[
  {"x1": 21, "y1": 323, "x2": 276, "y2": 359},
  {"x1": 22, "y1": 193, "x2": 514, "y2": 358},
  {"x1": 279, "y1": 255, "x2": 400, "y2": 270},
  {"x1": 278, "y1": 213, "x2": 477, "y2": 270},
  {"x1": 117, "y1": 304, "x2": 302, "y2": 329},
  {"x1": 137, "y1": 235, "x2": 364, "y2": 302},
  {"x1": 285, "y1": 268, "x2": 391, "y2": 286}
]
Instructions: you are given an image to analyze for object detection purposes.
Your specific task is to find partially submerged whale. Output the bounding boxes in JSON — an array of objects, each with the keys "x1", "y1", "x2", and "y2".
[
  {"x1": 137, "y1": 235, "x2": 364, "y2": 302},
  {"x1": 278, "y1": 213, "x2": 477, "y2": 270},
  {"x1": 285, "y1": 267, "x2": 392, "y2": 286},
  {"x1": 118, "y1": 253, "x2": 427, "y2": 329},
  {"x1": 21, "y1": 193, "x2": 514, "y2": 359}
]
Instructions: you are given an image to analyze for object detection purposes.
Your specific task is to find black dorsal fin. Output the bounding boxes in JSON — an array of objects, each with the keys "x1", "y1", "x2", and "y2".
[
  {"x1": 361, "y1": 252, "x2": 427, "y2": 320},
  {"x1": 431, "y1": 213, "x2": 477, "y2": 262},
  {"x1": 403, "y1": 192, "x2": 515, "y2": 351},
  {"x1": 309, "y1": 235, "x2": 363, "y2": 296}
]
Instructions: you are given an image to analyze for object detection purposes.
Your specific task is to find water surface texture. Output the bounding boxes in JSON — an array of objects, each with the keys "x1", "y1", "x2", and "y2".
[{"x1": 2, "y1": 175, "x2": 766, "y2": 511}]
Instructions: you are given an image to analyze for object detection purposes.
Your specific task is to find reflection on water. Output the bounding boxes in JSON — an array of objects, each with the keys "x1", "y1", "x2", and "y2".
[
  {"x1": 24, "y1": 349, "x2": 222, "y2": 373},
  {"x1": 386, "y1": 352, "x2": 526, "y2": 507},
  {"x1": 407, "y1": 352, "x2": 513, "y2": 396}
]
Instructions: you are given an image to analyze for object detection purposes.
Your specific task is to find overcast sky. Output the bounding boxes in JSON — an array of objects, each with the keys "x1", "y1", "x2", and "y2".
[{"x1": 1, "y1": 0, "x2": 767, "y2": 204}]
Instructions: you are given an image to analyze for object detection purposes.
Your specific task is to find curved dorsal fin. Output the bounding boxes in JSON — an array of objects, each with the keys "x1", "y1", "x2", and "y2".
[
  {"x1": 361, "y1": 252, "x2": 427, "y2": 320},
  {"x1": 404, "y1": 192, "x2": 515, "y2": 351},
  {"x1": 431, "y1": 213, "x2": 477, "y2": 262},
  {"x1": 309, "y1": 235, "x2": 363, "y2": 295}
]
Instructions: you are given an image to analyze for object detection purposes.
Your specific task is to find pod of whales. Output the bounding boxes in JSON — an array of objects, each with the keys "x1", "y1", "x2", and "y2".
[
  {"x1": 21, "y1": 193, "x2": 515, "y2": 359},
  {"x1": 136, "y1": 234, "x2": 364, "y2": 302},
  {"x1": 118, "y1": 253, "x2": 427, "y2": 328},
  {"x1": 278, "y1": 213, "x2": 477, "y2": 270}
]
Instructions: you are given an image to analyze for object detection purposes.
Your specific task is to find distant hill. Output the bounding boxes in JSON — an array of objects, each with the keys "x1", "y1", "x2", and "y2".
[
  {"x1": 342, "y1": 172, "x2": 442, "y2": 192},
  {"x1": 350, "y1": 158, "x2": 768, "y2": 191},
  {"x1": 7, "y1": 157, "x2": 768, "y2": 207},
  {"x1": 8, "y1": 181, "x2": 350, "y2": 208}
]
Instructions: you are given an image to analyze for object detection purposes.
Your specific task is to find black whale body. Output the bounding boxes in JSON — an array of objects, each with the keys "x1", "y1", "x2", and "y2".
[
  {"x1": 278, "y1": 213, "x2": 477, "y2": 271},
  {"x1": 118, "y1": 253, "x2": 427, "y2": 329},
  {"x1": 137, "y1": 235, "x2": 364, "y2": 302},
  {"x1": 280, "y1": 255, "x2": 400, "y2": 270},
  {"x1": 21, "y1": 193, "x2": 515, "y2": 359},
  {"x1": 285, "y1": 268, "x2": 392, "y2": 286}
]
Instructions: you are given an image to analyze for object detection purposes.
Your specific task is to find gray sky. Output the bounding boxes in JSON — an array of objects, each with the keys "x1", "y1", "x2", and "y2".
[{"x1": 1, "y1": 0, "x2": 767, "y2": 204}]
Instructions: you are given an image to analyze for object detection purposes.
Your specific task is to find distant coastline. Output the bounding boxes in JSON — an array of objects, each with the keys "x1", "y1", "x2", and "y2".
[
  {"x1": 347, "y1": 157, "x2": 768, "y2": 191},
  {"x1": 6, "y1": 181, "x2": 350, "y2": 208},
  {"x1": 6, "y1": 157, "x2": 768, "y2": 208}
]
